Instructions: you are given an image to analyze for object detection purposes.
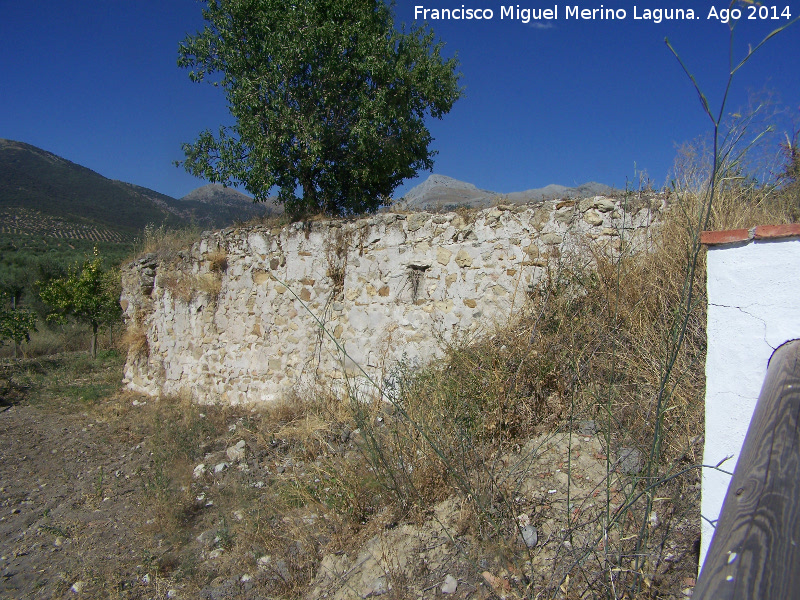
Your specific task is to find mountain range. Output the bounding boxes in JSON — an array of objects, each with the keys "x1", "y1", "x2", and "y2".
[
  {"x1": 398, "y1": 174, "x2": 616, "y2": 211},
  {"x1": 1, "y1": 139, "x2": 616, "y2": 244}
]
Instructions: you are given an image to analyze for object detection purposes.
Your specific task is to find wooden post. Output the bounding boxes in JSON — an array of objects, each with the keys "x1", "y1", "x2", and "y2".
[{"x1": 694, "y1": 339, "x2": 800, "y2": 599}]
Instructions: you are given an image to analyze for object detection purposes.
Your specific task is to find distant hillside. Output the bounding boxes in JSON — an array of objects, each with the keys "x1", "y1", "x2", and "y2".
[
  {"x1": 0, "y1": 139, "x2": 185, "y2": 240},
  {"x1": 400, "y1": 174, "x2": 496, "y2": 209},
  {"x1": 181, "y1": 183, "x2": 253, "y2": 205},
  {"x1": 399, "y1": 174, "x2": 617, "y2": 211},
  {"x1": 0, "y1": 140, "x2": 278, "y2": 241},
  {"x1": 178, "y1": 184, "x2": 283, "y2": 223}
]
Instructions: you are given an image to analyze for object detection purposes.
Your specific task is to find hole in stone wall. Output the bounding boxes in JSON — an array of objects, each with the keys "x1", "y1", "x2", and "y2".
[{"x1": 407, "y1": 265, "x2": 428, "y2": 302}]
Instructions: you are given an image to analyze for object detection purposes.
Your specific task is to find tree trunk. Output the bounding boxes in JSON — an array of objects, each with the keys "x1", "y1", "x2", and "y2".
[
  {"x1": 91, "y1": 322, "x2": 98, "y2": 359},
  {"x1": 301, "y1": 173, "x2": 318, "y2": 216},
  {"x1": 11, "y1": 296, "x2": 18, "y2": 359}
]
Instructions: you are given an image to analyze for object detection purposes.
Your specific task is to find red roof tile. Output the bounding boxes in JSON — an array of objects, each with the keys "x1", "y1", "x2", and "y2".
[
  {"x1": 754, "y1": 224, "x2": 800, "y2": 240},
  {"x1": 700, "y1": 229, "x2": 752, "y2": 246},
  {"x1": 701, "y1": 224, "x2": 800, "y2": 246}
]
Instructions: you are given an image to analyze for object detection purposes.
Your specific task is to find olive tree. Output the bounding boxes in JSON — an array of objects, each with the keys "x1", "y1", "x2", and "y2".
[{"x1": 178, "y1": 0, "x2": 461, "y2": 218}]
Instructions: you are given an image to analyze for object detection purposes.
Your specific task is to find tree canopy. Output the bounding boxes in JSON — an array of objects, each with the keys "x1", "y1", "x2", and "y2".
[
  {"x1": 0, "y1": 294, "x2": 37, "y2": 358},
  {"x1": 178, "y1": 0, "x2": 462, "y2": 218},
  {"x1": 38, "y1": 251, "x2": 121, "y2": 359}
]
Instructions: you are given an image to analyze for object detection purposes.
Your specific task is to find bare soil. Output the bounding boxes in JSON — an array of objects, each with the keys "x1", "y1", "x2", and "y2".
[
  {"x1": 0, "y1": 399, "x2": 155, "y2": 599},
  {"x1": 0, "y1": 354, "x2": 701, "y2": 599},
  {"x1": 0, "y1": 353, "x2": 170, "y2": 599}
]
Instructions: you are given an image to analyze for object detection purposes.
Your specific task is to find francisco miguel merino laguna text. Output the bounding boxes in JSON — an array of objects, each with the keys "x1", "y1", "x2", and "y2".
[
  {"x1": 413, "y1": 5, "x2": 700, "y2": 22},
  {"x1": 415, "y1": 5, "x2": 734, "y2": 23}
]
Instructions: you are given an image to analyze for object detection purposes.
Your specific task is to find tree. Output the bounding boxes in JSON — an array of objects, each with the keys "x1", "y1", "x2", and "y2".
[
  {"x1": 38, "y1": 251, "x2": 121, "y2": 359},
  {"x1": 178, "y1": 0, "x2": 462, "y2": 218},
  {"x1": 0, "y1": 294, "x2": 37, "y2": 359},
  {"x1": 0, "y1": 267, "x2": 28, "y2": 310}
]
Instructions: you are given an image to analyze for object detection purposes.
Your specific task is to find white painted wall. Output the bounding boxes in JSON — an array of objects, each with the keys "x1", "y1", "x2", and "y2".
[{"x1": 701, "y1": 237, "x2": 800, "y2": 565}]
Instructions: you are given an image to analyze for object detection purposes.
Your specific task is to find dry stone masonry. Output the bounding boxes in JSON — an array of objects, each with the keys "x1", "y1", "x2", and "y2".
[{"x1": 121, "y1": 197, "x2": 660, "y2": 404}]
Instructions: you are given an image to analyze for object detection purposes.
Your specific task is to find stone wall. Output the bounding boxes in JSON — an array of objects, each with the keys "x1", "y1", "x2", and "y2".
[{"x1": 121, "y1": 197, "x2": 659, "y2": 404}]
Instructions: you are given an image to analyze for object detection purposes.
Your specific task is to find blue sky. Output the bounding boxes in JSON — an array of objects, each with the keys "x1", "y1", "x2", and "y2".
[{"x1": 2, "y1": 1, "x2": 799, "y2": 200}]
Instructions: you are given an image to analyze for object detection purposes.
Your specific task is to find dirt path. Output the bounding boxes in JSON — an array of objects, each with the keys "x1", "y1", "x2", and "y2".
[{"x1": 0, "y1": 402, "x2": 154, "y2": 599}]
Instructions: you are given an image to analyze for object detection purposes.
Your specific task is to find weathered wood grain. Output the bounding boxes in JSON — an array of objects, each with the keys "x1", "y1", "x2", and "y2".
[{"x1": 695, "y1": 339, "x2": 800, "y2": 599}]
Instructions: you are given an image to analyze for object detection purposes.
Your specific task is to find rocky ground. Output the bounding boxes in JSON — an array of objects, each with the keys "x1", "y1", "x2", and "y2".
[{"x1": 1, "y1": 354, "x2": 701, "y2": 599}]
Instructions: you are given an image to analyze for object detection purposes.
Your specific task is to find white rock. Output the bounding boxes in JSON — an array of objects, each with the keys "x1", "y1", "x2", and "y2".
[
  {"x1": 541, "y1": 232, "x2": 563, "y2": 245},
  {"x1": 366, "y1": 576, "x2": 389, "y2": 597},
  {"x1": 214, "y1": 462, "x2": 228, "y2": 474},
  {"x1": 226, "y1": 440, "x2": 247, "y2": 462},
  {"x1": 649, "y1": 511, "x2": 660, "y2": 529},
  {"x1": 192, "y1": 463, "x2": 206, "y2": 478},
  {"x1": 594, "y1": 198, "x2": 616, "y2": 212},
  {"x1": 441, "y1": 574, "x2": 458, "y2": 594},
  {"x1": 70, "y1": 581, "x2": 85, "y2": 594},
  {"x1": 520, "y1": 525, "x2": 538, "y2": 548},
  {"x1": 584, "y1": 210, "x2": 603, "y2": 226}
]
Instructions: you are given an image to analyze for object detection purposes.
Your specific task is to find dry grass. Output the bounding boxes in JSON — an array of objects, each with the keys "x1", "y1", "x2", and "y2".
[
  {"x1": 136, "y1": 224, "x2": 203, "y2": 261},
  {"x1": 206, "y1": 249, "x2": 228, "y2": 274},
  {"x1": 324, "y1": 228, "x2": 352, "y2": 299},
  {"x1": 119, "y1": 325, "x2": 149, "y2": 359},
  {"x1": 120, "y1": 391, "x2": 365, "y2": 597},
  {"x1": 195, "y1": 271, "x2": 223, "y2": 299},
  {"x1": 324, "y1": 161, "x2": 796, "y2": 596},
  {"x1": 157, "y1": 269, "x2": 193, "y2": 303},
  {"x1": 101, "y1": 144, "x2": 796, "y2": 598},
  {"x1": 33, "y1": 135, "x2": 785, "y2": 598},
  {"x1": 158, "y1": 268, "x2": 222, "y2": 304},
  {"x1": 670, "y1": 136, "x2": 799, "y2": 232},
  {"x1": 0, "y1": 320, "x2": 118, "y2": 359}
]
